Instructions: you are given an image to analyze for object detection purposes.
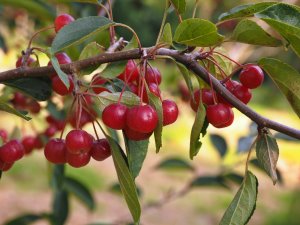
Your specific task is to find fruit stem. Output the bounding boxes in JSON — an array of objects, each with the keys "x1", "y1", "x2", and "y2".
[
  {"x1": 155, "y1": 0, "x2": 170, "y2": 45},
  {"x1": 244, "y1": 136, "x2": 258, "y2": 176},
  {"x1": 212, "y1": 51, "x2": 242, "y2": 67},
  {"x1": 107, "y1": 0, "x2": 116, "y2": 45},
  {"x1": 27, "y1": 25, "x2": 55, "y2": 50}
]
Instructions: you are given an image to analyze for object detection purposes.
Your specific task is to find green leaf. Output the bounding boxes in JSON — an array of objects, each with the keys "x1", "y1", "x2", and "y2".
[
  {"x1": 210, "y1": 134, "x2": 227, "y2": 158},
  {"x1": 190, "y1": 101, "x2": 206, "y2": 159},
  {"x1": 79, "y1": 42, "x2": 105, "y2": 76},
  {"x1": 109, "y1": 182, "x2": 143, "y2": 197},
  {"x1": 98, "y1": 91, "x2": 140, "y2": 108},
  {"x1": 176, "y1": 62, "x2": 194, "y2": 101},
  {"x1": 231, "y1": 19, "x2": 282, "y2": 46},
  {"x1": 4, "y1": 213, "x2": 48, "y2": 225},
  {"x1": 123, "y1": 36, "x2": 138, "y2": 51},
  {"x1": 222, "y1": 173, "x2": 244, "y2": 185},
  {"x1": 52, "y1": 190, "x2": 69, "y2": 225},
  {"x1": 155, "y1": 158, "x2": 194, "y2": 171},
  {"x1": 106, "y1": 136, "x2": 141, "y2": 224},
  {"x1": 57, "y1": 0, "x2": 101, "y2": 3},
  {"x1": 218, "y1": 2, "x2": 277, "y2": 21},
  {"x1": 125, "y1": 138, "x2": 149, "y2": 179},
  {"x1": 50, "y1": 55, "x2": 70, "y2": 88},
  {"x1": 256, "y1": 130, "x2": 279, "y2": 184},
  {"x1": 0, "y1": 101, "x2": 30, "y2": 120},
  {"x1": 64, "y1": 177, "x2": 95, "y2": 210},
  {"x1": 100, "y1": 61, "x2": 127, "y2": 79},
  {"x1": 220, "y1": 171, "x2": 258, "y2": 225},
  {"x1": 52, "y1": 164, "x2": 65, "y2": 190},
  {"x1": 258, "y1": 58, "x2": 300, "y2": 118},
  {"x1": 211, "y1": 47, "x2": 233, "y2": 78},
  {"x1": 170, "y1": 0, "x2": 186, "y2": 14},
  {"x1": 51, "y1": 16, "x2": 114, "y2": 54},
  {"x1": 255, "y1": 3, "x2": 300, "y2": 56},
  {"x1": 191, "y1": 176, "x2": 229, "y2": 189},
  {"x1": 0, "y1": 0, "x2": 55, "y2": 21},
  {"x1": 174, "y1": 19, "x2": 224, "y2": 47},
  {"x1": 158, "y1": 23, "x2": 173, "y2": 47},
  {"x1": 3, "y1": 77, "x2": 52, "y2": 101},
  {"x1": 46, "y1": 101, "x2": 66, "y2": 121}
]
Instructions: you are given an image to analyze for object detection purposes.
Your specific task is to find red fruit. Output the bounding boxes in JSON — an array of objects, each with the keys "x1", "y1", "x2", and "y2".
[
  {"x1": 69, "y1": 109, "x2": 93, "y2": 128},
  {"x1": 28, "y1": 101, "x2": 41, "y2": 114},
  {"x1": 0, "y1": 140, "x2": 25, "y2": 163},
  {"x1": 206, "y1": 103, "x2": 234, "y2": 128},
  {"x1": 145, "y1": 67, "x2": 162, "y2": 85},
  {"x1": 239, "y1": 64, "x2": 264, "y2": 89},
  {"x1": 162, "y1": 99, "x2": 179, "y2": 126},
  {"x1": 129, "y1": 83, "x2": 139, "y2": 95},
  {"x1": 65, "y1": 130, "x2": 93, "y2": 154},
  {"x1": 118, "y1": 60, "x2": 139, "y2": 82},
  {"x1": 142, "y1": 83, "x2": 161, "y2": 103},
  {"x1": 0, "y1": 129, "x2": 8, "y2": 143},
  {"x1": 12, "y1": 92, "x2": 28, "y2": 107},
  {"x1": 54, "y1": 13, "x2": 75, "y2": 33},
  {"x1": 217, "y1": 80, "x2": 240, "y2": 107},
  {"x1": 190, "y1": 89, "x2": 215, "y2": 111},
  {"x1": 90, "y1": 139, "x2": 111, "y2": 161},
  {"x1": 232, "y1": 83, "x2": 252, "y2": 105},
  {"x1": 126, "y1": 105, "x2": 158, "y2": 133},
  {"x1": 67, "y1": 152, "x2": 90, "y2": 168},
  {"x1": 52, "y1": 75, "x2": 74, "y2": 96},
  {"x1": 16, "y1": 56, "x2": 35, "y2": 68},
  {"x1": 22, "y1": 136, "x2": 37, "y2": 154},
  {"x1": 91, "y1": 75, "x2": 107, "y2": 94},
  {"x1": 34, "y1": 136, "x2": 44, "y2": 149},
  {"x1": 124, "y1": 126, "x2": 152, "y2": 141},
  {"x1": 44, "y1": 138, "x2": 67, "y2": 164},
  {"x1": 178, "y1": 83, "x2": 190, "y2": 102},
  {"x1": 0, "y1": 160, "x2": 13, "y2": 171},
  {"x1": 102, "y1": 103, "x2": 127, "y2": 130},
  {"x1": 55, "y1": 52, "x2": 72, "y2": 65},
  {"x1": 44, "y1": 124, "x2": 57, "y2": 137}
]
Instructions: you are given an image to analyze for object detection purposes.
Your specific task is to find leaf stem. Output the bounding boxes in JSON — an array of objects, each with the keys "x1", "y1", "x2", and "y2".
[
  {"x1": 156, "y1": 0, "x2": 170, "y2": 45},
  {"x1": 114, "y1": 23, "x2": 142, "y2": 52}
]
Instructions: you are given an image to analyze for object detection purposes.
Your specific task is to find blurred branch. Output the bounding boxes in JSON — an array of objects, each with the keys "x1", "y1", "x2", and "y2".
[{"x1": 0, "y1": 47, "x2": 299, "y2": 139}]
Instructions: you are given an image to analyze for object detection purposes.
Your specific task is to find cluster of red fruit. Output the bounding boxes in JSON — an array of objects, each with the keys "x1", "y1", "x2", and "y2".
[
  {"x1": 45, "y1": 130, "x2": 111, "y2": 168},
  {"x1": 191, "y1": 64, "x2": 264, "y2": 128},
  {"x1": 100, "y1": 60, "x2": 179, "y2": 141}
]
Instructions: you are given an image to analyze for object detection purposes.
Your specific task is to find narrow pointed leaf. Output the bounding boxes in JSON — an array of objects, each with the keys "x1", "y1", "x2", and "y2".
[
  {"x1": 52, "y1": 190, "x2": 69, "y2": 225},
  {"x1": 258, "y1": 58, "x2": 300, "y2": 118},
  {"x1": 64, "y1": 177, "x2": 95, "y2": 210},
  {"x1": 148, "y1": 91, "x2": 163, "y2": 153},
  {"x1": 3, "y1": 77, "x2": 52, "y2": 101},
  {"x1": 125, "y1": 138, "x2": 149, "y2": 178},
  {"x1": 191, "y1": 176, "x2": 229, "y2": 189},
  {"x1": 176, "y1": 62, "x2": 194, "y2": 100},
  {"x1": 0, "y1": 101, "x2": 30, "y2": 120},
  {"x1": 100, "y1": 61, "x2": 127, "y2": 79},
  {"x1": 174, "y1": 19, "x2": 224, "y2": 47},
  {"x1": 50, "y1": 55, "x2": 70, "y2": 88},
  {"x1": 220, "y1": 171, "x2": 258, "y2": 225},
  {"x1": 158, "y1": 23, "x2": 173, "y2": 47},
  {"x1": 106, "y1": 136, "x2": 141, "y2": 224},
  {"x1": 51, "y1": 16, "x2": 114, "y2": 53},
  {"x1": 4, "y1": 213, "x2": 48, "y2": 225},
  {"x1": 170, "y1": 0, "x2": 186, "y2": 14},
  {"x1": 256, "y1": 130, "x2": 279, "y2": 184},
  {"x1": 210, "y1": 134, "x2": 227, "y2": 158},
  {"x1": 79, "y1": 42, "x2": 105, "y2": 76},
  {"x1": 232, "y1": 19, "x2": 282, "y2": 46},
  {"x1": 155, "y1": 158, "x2": 194, "y2": 171},
  {"x1": 211, "y1": 47, "x2": 233, "y2": 78},
  {"x1": 98, "y1": 91, "x2": 140, "y2": 108},
  {"x1": 218, "y1": 2, "x2": 277, "y2": 21},
  {"x1": 255, "y1": 3, "x2": 300, "y2": 56},
  {"x1": 190, "y1": 101, "x2": 206, "y2": 159}
]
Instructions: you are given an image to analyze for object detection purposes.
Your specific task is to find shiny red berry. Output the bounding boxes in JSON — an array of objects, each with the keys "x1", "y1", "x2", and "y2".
[
  {"x1": 0, "y1": 140, "x2": 25, "y2": 163},
  {"x1": 239, "y1": 64, "x2": 264, "y2": 89},
  {"x1": 126, "y1": 105, "x2": 158, "y2": 133},
  {"x1": 118, "y1": 60, "x2": 139, "y2": 82},
  {"x1": 28, "y1": 101, "x2": 41, "y2": 114},
  {"x1": 12, "y1": 92, "x2": 28, "y2": 108},
  {"x1": 91, "y1": 139, "x2": 111, "y2": 161},
  {"x1": 67, "y1": 152, "x2": 90, "y2": 168},
  {"x1": 0, "y1": 160, "x2": 13, "y2": 171},
  {"x1": 190, "y1": 89, "x2": 215, "y2": 111},
  {"x1": 65, "y1": 130, "x2": 93, "y2": 154},
  {"x1": 44, "y1": 124, "x2": 57, "y2": 138},
  {"x1": 16, "y1": 56, "x2": 35, "y2": 68},
  {"x1": 91, "y1": 75, "x2": 107, "y2": 94},
  {"x1": 55, "y1": 52, "x2": 72, "y2": 65},
  {"x1": 162, "y1": 99, "x2": 179, "y2": 126},
  {"x1": 142, "y1": 83, "x2": 161, "y2": 103},
  {"x1": 206, "y1": 103, "x2": 234, "y2": 128},
  {"x1": 54, "y1": 13, "x2": 75, "y2": 33},
  {"x1": 69, "y1": 109, "x2": 93, "y2": 128},
  {"x1": 145, "y1": 67, "x2": 162, "y2": 85},
  {"x1": 232, "y1": 83, "x2": 252, "y2": 104},
  {"x1": 0, "y1": 129, "x2": 8, "y2": 143},
  {"x1": 22, "y1": 136, "x2": 37, "y2": 154},
  {"x1": 102, "y1": 103, "x2": 127, "y2": 130},
  {"x1": 44, "y1": 138, "x2": 67, "y2": 164},
  {"x1": 124, "y1": 126, "x2": 152, "y2": 141},
  {"x1": 51, "y1": 75, "x2": 74, "y2": 96}
]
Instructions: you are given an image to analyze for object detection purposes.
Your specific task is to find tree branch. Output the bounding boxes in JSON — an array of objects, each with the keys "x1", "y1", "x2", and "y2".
[{"x1": 0, "y1": 47, "x2": 299, "y2": 139}]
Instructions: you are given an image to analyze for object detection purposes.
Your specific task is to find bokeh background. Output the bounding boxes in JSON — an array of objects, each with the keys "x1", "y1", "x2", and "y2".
[{"x1": 0, "y1": 0, "x2": 300, "y2": 224}]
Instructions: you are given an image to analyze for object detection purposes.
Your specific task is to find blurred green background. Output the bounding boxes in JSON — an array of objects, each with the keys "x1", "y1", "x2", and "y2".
[{"x1": 0, "y1": 0, "x2": 300, "y2": 224}]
